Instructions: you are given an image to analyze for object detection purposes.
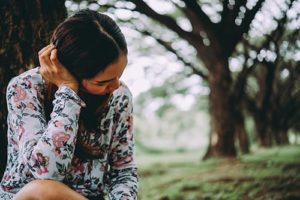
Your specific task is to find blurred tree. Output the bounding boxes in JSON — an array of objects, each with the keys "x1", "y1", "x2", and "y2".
[
  {"x1": 80, "y1": 0, "x2": 271, "y2": 158},
  {"x1": 66, "y1": 0, "x2": 299, "y2": 158},
  {"x1": 0, "y1": 0, "x2": 67, "y2": 178},
  {"x1": 110, "y1": 0, "x2": 300, "y2": 156},
  {"x1": 241, "y1": 2, "x2": 300, "y2": 146}
]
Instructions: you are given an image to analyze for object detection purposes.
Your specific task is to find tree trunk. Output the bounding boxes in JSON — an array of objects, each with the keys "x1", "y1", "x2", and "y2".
[
  {"x1": 254, "y1": 114, "x2": 273, "y2": 147},
  {"x1": 274, "y1": 129, "x2": 289, "y2": 145},
  {"x1": 235, "y1": 112, "x2": 249, "y2": 154},
  {"x1": 0, "y1": 0, "x2": 67, "y2": 179},
  {"x1": 204, "y1": 61, "x2": 237, "y2": 159}
]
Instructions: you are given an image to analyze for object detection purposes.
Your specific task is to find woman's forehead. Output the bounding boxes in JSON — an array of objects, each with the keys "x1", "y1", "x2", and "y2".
[{"x1": 88, "y1": 54, "x2": 127, "y2": 82}]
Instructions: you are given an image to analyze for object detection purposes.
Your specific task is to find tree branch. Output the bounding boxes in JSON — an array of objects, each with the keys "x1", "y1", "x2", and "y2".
[
  {"x1": 179, "y1": 0, "x2": 223, "y2": 53},
  {"x1": 115, "y1": 16, "x2": 208, "y2": 80},
  {"x1": 232, "y1": 0, "x2": 248, "y2": 20},
  {"x1": 140, "y1": 29, "x2": 208, "y2": 80},
  {"x1": 217, "y1": 0, "x2": 265, "y2": 54},
  {"x1": 220, "y1": 0, "x2": 247, "y2": 31},
  {"x1": 220, "y1": 0, "x2": 230, "y2": 24},
  {"x1": 179, "y1": 4, "x2": 202, "y2": 33},
  {"x1": 238, "y1": 0, "x2": 265, "y2": 40},
  {"x1": 127, "y1": 0, "x2": 196, "y2": 43},
  {"x1": 180, "y1": 0, "x2": 216, "y2": 31},
  {"x1": 237, "y1": 0, "x2": 295, "y2": 119}
]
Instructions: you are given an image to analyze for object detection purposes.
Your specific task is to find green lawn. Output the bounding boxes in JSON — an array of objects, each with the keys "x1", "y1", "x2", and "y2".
[{"x1": 137, "y1": 145, "x2": 300, "y2": 200}]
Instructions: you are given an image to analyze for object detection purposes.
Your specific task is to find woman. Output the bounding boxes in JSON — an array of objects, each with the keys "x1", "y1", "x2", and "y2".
[{"x1": 0, "y1": 9, "x2": 138, "y2": 200}]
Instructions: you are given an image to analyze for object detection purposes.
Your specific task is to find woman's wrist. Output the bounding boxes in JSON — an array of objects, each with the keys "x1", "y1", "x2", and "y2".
[
  {"x1": 56, "y1": 85, "x2": 86, "y2": 107},
  {"x1": 60, "y1": 83, "x2": 79, "y2": 93}
]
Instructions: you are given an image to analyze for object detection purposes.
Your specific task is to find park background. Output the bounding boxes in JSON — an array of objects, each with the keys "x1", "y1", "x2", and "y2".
[{"x1": 0, "y1": 0, "x2": 300, "y2": 199}]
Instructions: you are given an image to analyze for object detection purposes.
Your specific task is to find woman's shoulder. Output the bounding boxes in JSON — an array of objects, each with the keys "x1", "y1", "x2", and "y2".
[
  {"x1": 7, "y1": 67, "x2": 44, "y2": 98},
  {"x1": 8, "y1": 67, "x2": 43, "y2": 86},
  {"x1": 112, "y1": 81, "x2": 132, "y2": 99},
  {"x1": 110, "y1": 82, "x2": 133, "y2": 109}
]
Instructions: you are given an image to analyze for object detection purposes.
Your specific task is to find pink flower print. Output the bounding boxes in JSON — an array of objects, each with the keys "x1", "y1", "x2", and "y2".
[
  {"x1": 13, "y1": 86, "x2": 27, "y2": 102},
  {"x1": 113, "y1": 155, "x2": 133, "y2": 168},
  {"x1": 121, "y1": 194, "x2": 130, "y2": 200},
  {"x1": 73, "y1": 162, "x2": 85, "y2": 173},
  {"x1": 54, "y1": 120, "x2": 64, "y2": 128},
  {"x1": 54, "y1": 148, "x2": 62, "y2": 157},
  {"x1": 33, "y1": 152, "x2": 49, "y2": 175},
  {"x1": 37, "y1": 166, "x2": 49, "y2": 175},
  {"x1": 3, "y1": 175, "x2": 11, "y2": 181},
  {"x1": 100, "y1": 164, "x2": 108, "y2": 172},
  {"x1": 72, "y1": 157, "x2": 85, "y2": 173},
  {"x1": 9, "y1": 137, "x2": 18, "y2": 145},
  {"x1": 26, "y1": 102, "x2": 37, "y2": 110},
  {"x1": 52, "y1": 132, "x2": 71, "y2": 148},
  {"x1": 2, "y1": 185, "x2": 14, "y2": 192},
  {"x1": 18, "y1": 125, "x2": 25, "y2": 141},
  {"x1": 25, "y1": 79, "x2": 32, "y2": 88},
  {"x1": 71, "y1": 157, "x2": 84, "y2": 173},
  {"x1": 16, "y1": 102, "x2": 22, "y2": 109},
  {"x1": 127, "y1": 116, "x2": 134, "y2": 138}
]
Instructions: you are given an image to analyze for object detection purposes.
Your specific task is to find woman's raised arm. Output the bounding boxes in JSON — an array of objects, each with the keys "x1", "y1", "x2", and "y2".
[{"x1": 6, "y1": 73, "x2": 85, "y2": 180}]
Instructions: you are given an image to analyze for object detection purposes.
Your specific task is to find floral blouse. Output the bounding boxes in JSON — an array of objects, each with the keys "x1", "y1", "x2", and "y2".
[{"x1": 0, "y1": 67, "x2": 138, "y2": 200}]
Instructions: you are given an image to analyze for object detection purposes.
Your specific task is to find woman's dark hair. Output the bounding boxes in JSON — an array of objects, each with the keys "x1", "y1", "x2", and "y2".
[
  {"x1": 51, "y1": 9, "x2": 127, "y2": 79},
  {"x1": 44, "y1": 9, "x2": 127, "y2": 132}
]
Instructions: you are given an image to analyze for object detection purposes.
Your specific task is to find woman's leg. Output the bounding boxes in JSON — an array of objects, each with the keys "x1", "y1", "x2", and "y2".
[{"x1": 15, "y1": 180, "x2": 88, "y2": 200}]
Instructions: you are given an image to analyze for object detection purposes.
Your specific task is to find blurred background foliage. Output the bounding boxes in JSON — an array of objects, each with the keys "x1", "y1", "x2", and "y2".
[
  {"x1": 64, "y1": 0, "x2": 300, "y2": 155},
  {"x1": 67, "y1": 0, "x2": 300, "y2": 200},
  {"x1": 66, "y1": 1, "x2": 300, "y2": 199}
]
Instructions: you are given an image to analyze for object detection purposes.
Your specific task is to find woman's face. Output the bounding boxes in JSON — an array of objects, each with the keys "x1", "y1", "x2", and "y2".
[{"x1": 80, "y1": 54, "x2": 127, "y2": 95}]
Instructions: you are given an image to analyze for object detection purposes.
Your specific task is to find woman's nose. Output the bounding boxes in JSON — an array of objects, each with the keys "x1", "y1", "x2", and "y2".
[{"x1": 108, "y1": 79, "x2": 120, "y2": 92}]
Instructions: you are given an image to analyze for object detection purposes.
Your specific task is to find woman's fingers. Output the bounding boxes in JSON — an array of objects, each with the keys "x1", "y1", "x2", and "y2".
[
  {"x1": 38, "y1": 44, "x2": 53, "y2": 55},
  {"x1": 38, "y1": 45, "x2": 49, "y2": 55},
  {"x1": 49, "y1": 49, "x2": 61, "y2": 67},
  {"x1": 39, "y1": 45, "x2": 56, "y2": 69},
  {"x1": 38, "y1": 44, "x2": 78, "y2": 92},
  {"x1": 39, "y1": 44, "x2": 55, "y2": 64},
  {"x1": 39, "y1": 46, "x2": 56, "y2": 81}
]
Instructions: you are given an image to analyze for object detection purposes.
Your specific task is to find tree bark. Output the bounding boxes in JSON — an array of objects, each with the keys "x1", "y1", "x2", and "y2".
[
  {"x1": 204, "y1": 61, "x2": 237, "y2": 158},
  {"x1": 0, "y1": 0, "x2": 67, "y2": 179},
  {"x1": 254, "y1": 114, "x2": 272, "y2": 147},
  {"x1": 235, "y1": 111, "x2": 249, "y2": 154},
  {"x1": 274, "y1": 129, "x2": 289, "y2": 145}
]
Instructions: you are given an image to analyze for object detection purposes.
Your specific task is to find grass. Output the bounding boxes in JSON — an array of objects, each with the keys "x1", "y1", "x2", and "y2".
[{"x1": 137, "y1": 145, "x2": 300, "y2": 200}]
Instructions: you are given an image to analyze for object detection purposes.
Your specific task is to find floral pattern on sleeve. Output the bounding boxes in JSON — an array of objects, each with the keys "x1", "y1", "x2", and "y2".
[
  {"x1": 5, "y1": 74, "x2": 85, "y2": 180},
  {"x1": 107, "y1": 89, "x2": 138, "y2": 200}
]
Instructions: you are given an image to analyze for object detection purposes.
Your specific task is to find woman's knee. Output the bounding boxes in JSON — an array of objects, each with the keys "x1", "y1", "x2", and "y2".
[{"x1": 15, "y1": 180, "x2": 68, "y2": 200}]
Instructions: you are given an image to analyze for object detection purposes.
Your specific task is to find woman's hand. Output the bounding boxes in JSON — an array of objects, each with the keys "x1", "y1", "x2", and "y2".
[{"x1": 39, "y1": 44, "x2": 79, "y2": 93}]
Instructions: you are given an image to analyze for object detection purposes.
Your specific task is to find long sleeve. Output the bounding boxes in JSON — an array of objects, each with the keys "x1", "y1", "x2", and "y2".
[
  {"x1": 107, "y1": 91, "x2": 138, "y2": 200},
  {"x1": 6, "y1": 77, "x2": 85, "y2": 180}
]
